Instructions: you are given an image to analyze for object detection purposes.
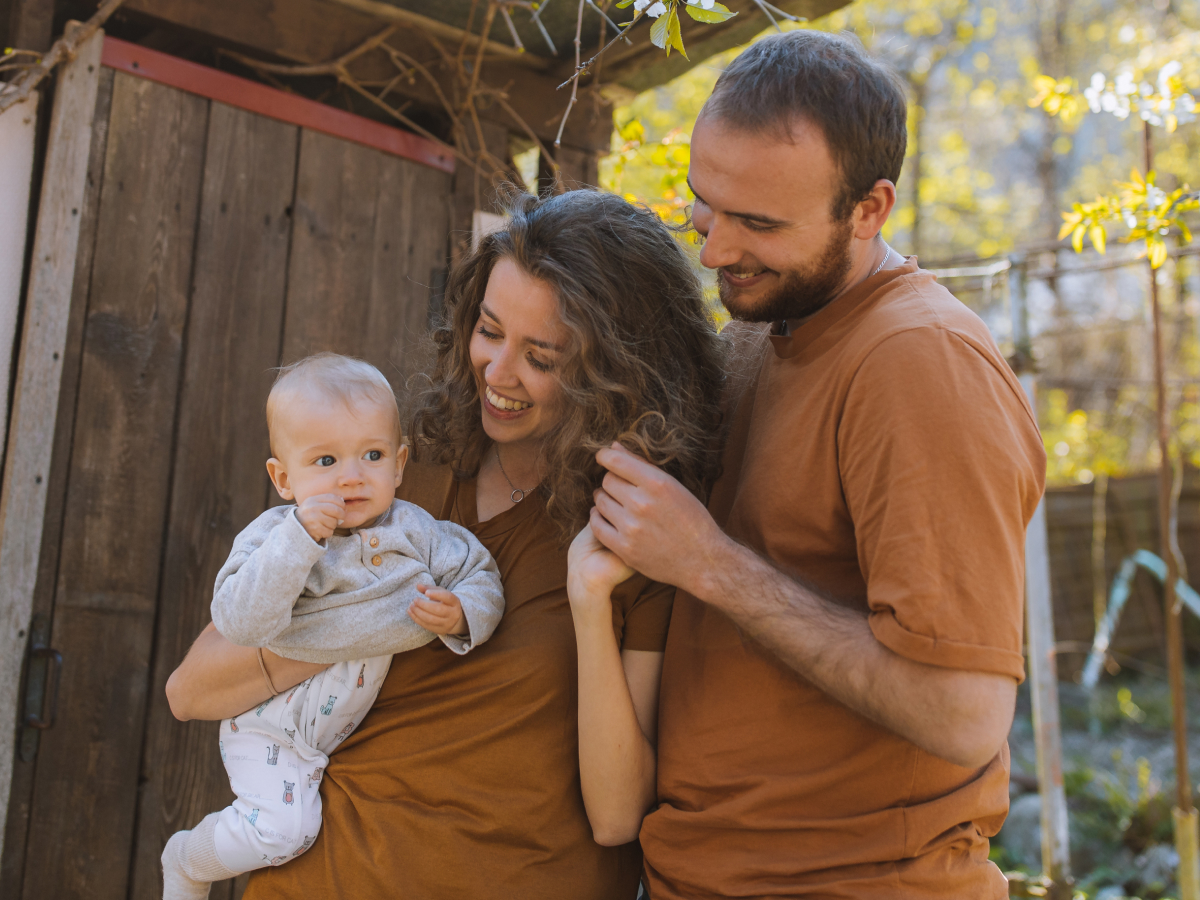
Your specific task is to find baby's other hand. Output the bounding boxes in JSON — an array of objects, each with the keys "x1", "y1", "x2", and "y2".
[
  {"x1": 296, "y1": 493, "x2": 345, "y2": 542},
  {"x1": 409, "y1": 585, "x2": 468, "y2": 637}
]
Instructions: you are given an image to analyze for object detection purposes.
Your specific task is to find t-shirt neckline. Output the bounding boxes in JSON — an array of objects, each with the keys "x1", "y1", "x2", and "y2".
[
  {"x1": 454, "y1": 474, "x2": 543, "y2": 537},
  {"x1": 768, "y1": 256, "x2": 920, "y2": 360}
]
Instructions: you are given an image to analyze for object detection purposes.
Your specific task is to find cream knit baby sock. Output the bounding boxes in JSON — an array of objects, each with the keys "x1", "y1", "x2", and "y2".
[{"x1": 161, "y1": 813, "x2": 239, "y2": 900}]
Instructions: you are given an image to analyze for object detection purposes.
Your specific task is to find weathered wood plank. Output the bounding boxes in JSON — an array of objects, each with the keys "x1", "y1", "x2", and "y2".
[
  {"x1": 0, "y1": 89, "x2": 38, "y2": 461},
  {"x1": 283, "y1": 127, "x2": 451, "y2": 385},
  {"x1": 0, "y1": 26, "x2": 103, "y2": 864},
  {"x1": 127, "y1": 102, "x2": 299, "y2": 900},
  {"x1": 19, "y1": 71, "x2": 207, "y2": 899},
  {"x1": 0, "y1": 66, "x2": 114, "y2": 897}
]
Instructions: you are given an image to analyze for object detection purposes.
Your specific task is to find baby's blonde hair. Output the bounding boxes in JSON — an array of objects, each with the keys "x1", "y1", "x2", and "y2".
[{"x1": 267, "y1": 353, "x2": 401, "y2": 456}]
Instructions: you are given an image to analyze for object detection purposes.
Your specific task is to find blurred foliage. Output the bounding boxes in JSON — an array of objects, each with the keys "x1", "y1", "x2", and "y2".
[
  {"x1": 600, "y1": 0, "x2": 1200, "y2": 259},
  {"x1": 1066, "y1": 754, "x2": 1181, "y2": 897},
  {"x1": 596, "y1": 0, "x2": 1200, "y2": 487},
  {"x1": 1035, "y1": 58, "x2": 1200, "y2": 269}
]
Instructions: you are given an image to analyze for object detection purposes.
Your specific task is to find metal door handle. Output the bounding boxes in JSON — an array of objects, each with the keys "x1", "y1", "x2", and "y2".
[{"x1": 23, "y1": 644, "x2": 62, "y2": 730}]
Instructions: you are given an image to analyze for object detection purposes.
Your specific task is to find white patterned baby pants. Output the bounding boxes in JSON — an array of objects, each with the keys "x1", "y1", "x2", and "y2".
[{"x1": 212, "y1": 655, "x2": 391, "y2": 872}]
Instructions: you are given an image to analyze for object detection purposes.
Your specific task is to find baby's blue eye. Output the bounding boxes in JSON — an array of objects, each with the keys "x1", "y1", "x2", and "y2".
[
  {"x1": 316, "y1": 456, "x2": 335, "y2": 467},
  {"x1": 365, "y1": 450, "x2": 383, "y2": 462}
]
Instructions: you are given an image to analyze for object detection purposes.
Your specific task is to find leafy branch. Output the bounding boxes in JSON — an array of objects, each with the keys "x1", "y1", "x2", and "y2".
[
  {"x1": 1059, "y1": 169, "x2": 1200, "y2": 269},
  {"x1": 1033, "y1": 60, "x2": 1199, "y2": 269}
]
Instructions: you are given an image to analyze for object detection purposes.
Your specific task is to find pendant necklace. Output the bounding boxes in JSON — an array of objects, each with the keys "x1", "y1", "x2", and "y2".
[{"x1": 495, "y1": 445, "x2": 535, "y2": 503}]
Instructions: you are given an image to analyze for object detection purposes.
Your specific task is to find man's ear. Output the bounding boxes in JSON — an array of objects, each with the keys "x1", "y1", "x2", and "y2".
[
  {"x1": 266, "y1": 458, "x2": 294, "y2": 500},
  {"x1": 394, "y1": 444, "x2": 410, "y2": 488},
  {"x1": 853, "y1": 178, "x2": 897, "y2": 241}
]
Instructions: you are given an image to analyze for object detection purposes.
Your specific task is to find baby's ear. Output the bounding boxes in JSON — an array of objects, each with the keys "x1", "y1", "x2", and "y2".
[
  {"x1": 394, "y1": 444, "x2": 410, "y2": 488},
  {"x1": 266, "y1": 458, "x2": 294, "y2": 500}
]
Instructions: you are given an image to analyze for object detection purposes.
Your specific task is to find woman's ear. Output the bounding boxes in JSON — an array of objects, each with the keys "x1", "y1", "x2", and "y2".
[{"x1": 266, "y1": 458, "x2": 294, "y2": 500}]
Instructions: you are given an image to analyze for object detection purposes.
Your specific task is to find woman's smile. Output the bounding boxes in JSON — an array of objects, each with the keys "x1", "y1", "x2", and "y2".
[{"x1": 484, "y1": 385, "x2": 533, "y2": 413}]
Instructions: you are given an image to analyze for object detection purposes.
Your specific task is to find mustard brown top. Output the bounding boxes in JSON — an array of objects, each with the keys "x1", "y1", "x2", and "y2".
[
  {"x1": 642, "y1": 259, "x2": 1046, "y2": 900},
  {"x1": 243, "y1": 461, "x2": 673, "y2": 899}
]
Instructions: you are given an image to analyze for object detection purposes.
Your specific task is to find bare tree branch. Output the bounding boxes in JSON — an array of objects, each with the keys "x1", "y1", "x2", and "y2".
[
  {"x1": 0, "y1": 0, "x2": 129, "y2": 115},
  {"x1": 554, "y1": 0, "x2": 587, "y2": 148}
]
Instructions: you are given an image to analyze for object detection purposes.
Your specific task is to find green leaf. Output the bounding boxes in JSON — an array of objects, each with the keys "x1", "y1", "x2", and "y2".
[
  {"x1": 616, "y1": 0, "x2": 635, "y2": 7},
  {"x1": 618, "y1": 118, "x2": 645, "y2": 143},
  {"x1": 667, "y1": 7, "x2": 688, "y2": 58},
  {"x1": 1089, "y1": 224, "x2": 1106, "y2": 255},
  {"x1": 650, "y1": 6, "x2": 671, "y2": 49},
  {"x1": 1072, "y1": 224, "x2": 1085, "y2": 254},
  {"x1": 684, "y1": 1, "x2": 737, "y2": 23},
  {"x1": 1149, "y1": 238, "x2": 1168, "y2": 269}
]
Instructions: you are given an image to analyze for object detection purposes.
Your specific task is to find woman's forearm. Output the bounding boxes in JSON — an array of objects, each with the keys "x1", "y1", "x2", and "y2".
[
  {"x1": 572, "y1": 609, "x2": 657, "y2": 846},
  {"x1": 165, "y1": 622, "x2": 325, "y2": 721}
]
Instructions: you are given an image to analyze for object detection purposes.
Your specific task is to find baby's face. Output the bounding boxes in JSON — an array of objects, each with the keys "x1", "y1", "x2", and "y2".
[{"x1": 267, "y1": 391, "x2": 405, "y2": 531}]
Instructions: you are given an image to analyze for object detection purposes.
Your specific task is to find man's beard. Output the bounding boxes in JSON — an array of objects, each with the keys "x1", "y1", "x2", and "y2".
[{"x1": 720, "y1": 216, "x2": 855, "y2": 324}]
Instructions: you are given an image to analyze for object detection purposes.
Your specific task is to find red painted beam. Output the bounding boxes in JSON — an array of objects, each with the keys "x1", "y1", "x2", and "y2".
[{"x1": 100, "y1": 36, "x2": 456, "y2": 173}]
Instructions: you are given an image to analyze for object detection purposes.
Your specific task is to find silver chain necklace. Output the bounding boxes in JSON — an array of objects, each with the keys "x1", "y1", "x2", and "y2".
[
  {"x1": 869, "y1": 246, "x2": 892, "y2": 279},
  {"x1": 495, "y1": 445, "x2": 534, "y2": 503}
]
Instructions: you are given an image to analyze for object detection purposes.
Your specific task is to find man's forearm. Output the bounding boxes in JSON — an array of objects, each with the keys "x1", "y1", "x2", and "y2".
[{"x1": 690, "y1": 537, "x2": 1016, "y2": 769}]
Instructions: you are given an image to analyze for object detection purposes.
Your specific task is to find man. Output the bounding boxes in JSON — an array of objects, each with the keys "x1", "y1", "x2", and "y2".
[{"x1": 590, "y1": 30, "x2": 1046, "y2": 899}]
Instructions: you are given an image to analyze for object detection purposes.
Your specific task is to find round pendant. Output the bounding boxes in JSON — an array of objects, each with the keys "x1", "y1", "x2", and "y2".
[{"x1": 511, "y1": 489, "x2": 526, "y2": 503}]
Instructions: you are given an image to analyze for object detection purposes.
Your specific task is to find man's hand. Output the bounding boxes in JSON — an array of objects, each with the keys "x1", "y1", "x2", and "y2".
[
  {"x1": 591, "y1": 443, "x2": 1015, "y2": 769},
  {"x1": 590, "y1": 442, "x2": 727, "y2": 596},
  {"x1": 409, "y1": 584, "x2": 468, "y2": 637},
  {"x1": 296, "y1": 493, "x2": 345, "y2": 542}
]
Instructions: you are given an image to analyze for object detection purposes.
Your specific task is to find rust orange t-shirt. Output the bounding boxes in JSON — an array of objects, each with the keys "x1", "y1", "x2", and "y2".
[
  {"x1": 243, "y1": 462, "x2": 673, "y2": 900},
  {"x1": 640, "y1": 259, "x2": 1046, "y2": 900}
]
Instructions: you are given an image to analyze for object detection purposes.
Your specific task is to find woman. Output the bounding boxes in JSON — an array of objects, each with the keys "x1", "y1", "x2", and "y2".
[{"x1": 166, "y1": 189, "x2": 724, "y2": 898}]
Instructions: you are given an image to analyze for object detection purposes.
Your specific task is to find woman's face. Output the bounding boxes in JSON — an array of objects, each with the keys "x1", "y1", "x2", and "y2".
[{"x1": 469, "y1": 257, "x2": 569, "y2": 451}]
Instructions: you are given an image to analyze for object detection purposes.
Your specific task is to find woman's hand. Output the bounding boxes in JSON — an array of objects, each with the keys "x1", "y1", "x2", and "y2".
[
  {"x1": 568, "y1": 521, "x2": 660, "y2": 846},
  {"x1": 567, "y1": 523, "x2": 634, "y2": 624}
]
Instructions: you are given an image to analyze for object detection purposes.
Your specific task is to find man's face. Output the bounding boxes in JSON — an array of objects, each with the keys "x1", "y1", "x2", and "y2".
[{"x1": 688, "y1": 114, "x2": 855, "y2": 323}]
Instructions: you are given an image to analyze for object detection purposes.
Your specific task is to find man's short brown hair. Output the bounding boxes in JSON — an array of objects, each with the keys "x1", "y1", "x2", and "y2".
[{"x1": 703, "y1": 30, "x2": 908, "y2": 221}]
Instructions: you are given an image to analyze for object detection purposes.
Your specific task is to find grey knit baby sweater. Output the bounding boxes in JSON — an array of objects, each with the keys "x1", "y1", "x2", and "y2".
[{"x1": 210, "y1": 499, "x2": 504, "y2": 664}]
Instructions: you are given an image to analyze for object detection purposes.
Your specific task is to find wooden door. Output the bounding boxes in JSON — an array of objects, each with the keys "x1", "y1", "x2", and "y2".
[{"x1": 2, "y1": 46, "x2": 452, "y2": 900}]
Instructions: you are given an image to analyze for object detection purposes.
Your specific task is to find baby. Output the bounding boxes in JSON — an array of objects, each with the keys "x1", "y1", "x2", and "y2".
[{"x1": 161, "y1": 353, "x2": 504, "y2": 899}]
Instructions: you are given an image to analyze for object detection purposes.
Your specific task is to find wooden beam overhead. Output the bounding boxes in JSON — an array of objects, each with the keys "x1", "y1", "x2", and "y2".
[
  {"x1": 319, "y1": 0, "x2": 550, "y2": 70},
  {"x1": 598, "y1": 0, "x2": 853, "y2": 93},
  {"x1": 123, "y1": 0, "x2": 616, "y2": 151}
]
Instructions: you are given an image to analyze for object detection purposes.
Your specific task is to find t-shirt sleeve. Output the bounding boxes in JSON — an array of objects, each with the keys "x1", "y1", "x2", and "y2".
[
  {"x1": 611, "y1": 575, "x2": 674, "y2": 652},
  {"x1": 838, "y1": 325, "x2": 1045, "y2": 681}
]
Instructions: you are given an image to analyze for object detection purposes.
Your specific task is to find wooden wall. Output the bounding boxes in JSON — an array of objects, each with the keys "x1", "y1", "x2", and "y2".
[
  {"x1": 1, "y1": 66, "x2": 451, "y2": 900},
  {"x1": 1044, "y1": 471, "x2": 1200, "y2": 680}
]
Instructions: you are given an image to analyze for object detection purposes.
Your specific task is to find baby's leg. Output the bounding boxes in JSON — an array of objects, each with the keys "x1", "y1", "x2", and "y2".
[
  {"x1": 300, "y1": 656, "x2": 392, "y2": 754},
  {"x1": 161, "y1": 813, "x2": 238, "y2": 900},
  {"x1": 162, "y1": 710, "x2": 326, "y2": 899},
  {"x1": 212, "y1": 720, "x2": 328, "y2": 872}
]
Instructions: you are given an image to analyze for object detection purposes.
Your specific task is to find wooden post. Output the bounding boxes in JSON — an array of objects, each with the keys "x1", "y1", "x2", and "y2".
[
  {"x1": 0, "y1": 24, "x2": 103, "y2": 858},
  {"x1": 0, "y1": 88, "x2": 38, "y2": 458},
  {"x1": 1010, "y1": 258, "x2": 1073, "y2": 897},
  {"x1": 1142, "y1": 121, "x2": 1199, "y2": 900},
  {"x1": 450, "y1": 119, "x2": 508, "y2": 267}
]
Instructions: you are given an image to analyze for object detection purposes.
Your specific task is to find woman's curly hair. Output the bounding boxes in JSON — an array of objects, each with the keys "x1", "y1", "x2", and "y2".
[{"x1": 408, "y1": 188, "x2": 726, "y2": 543}]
